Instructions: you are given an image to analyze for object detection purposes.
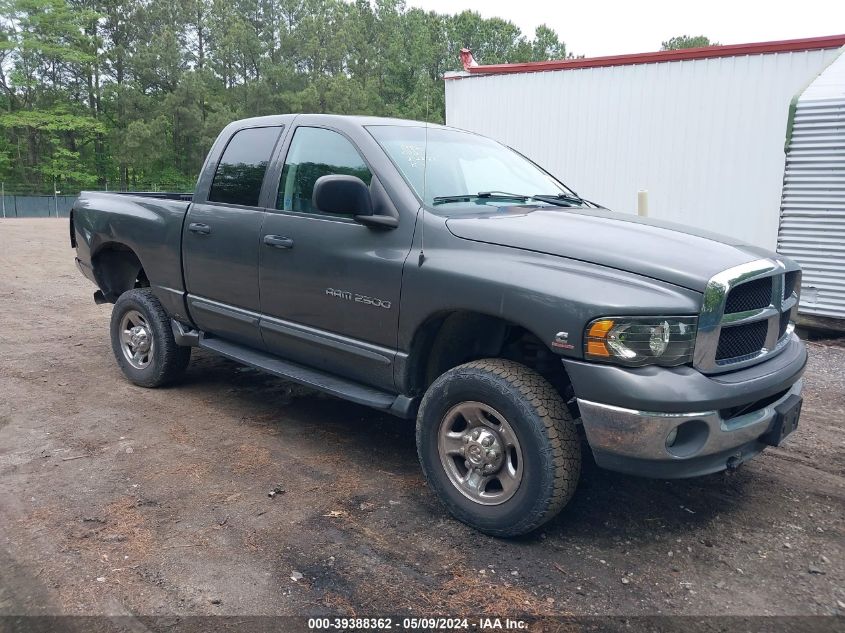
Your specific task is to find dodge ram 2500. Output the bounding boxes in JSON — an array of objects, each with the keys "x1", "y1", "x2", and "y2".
[{"x1": 71, "y1": 114, "x2": 807, "y2": 536}]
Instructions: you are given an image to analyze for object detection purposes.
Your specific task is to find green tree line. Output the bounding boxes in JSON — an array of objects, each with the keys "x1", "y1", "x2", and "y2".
[
  {"x1": 661, "y1": 35, "x2": 719, "y2": 50},
  {"x1": 0, "y1": 0, "x2": 572, "y2": 194}
]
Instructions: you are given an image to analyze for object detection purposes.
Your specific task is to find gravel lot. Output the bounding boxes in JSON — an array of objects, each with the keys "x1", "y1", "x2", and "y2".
[{"x1": 0, "y1": 218, "x2": 843, "y2": 619}]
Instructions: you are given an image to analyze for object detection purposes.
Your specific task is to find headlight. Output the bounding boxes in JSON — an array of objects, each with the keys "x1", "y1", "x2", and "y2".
[{"x1": 584, "y1": 316, "x2": 698, "y2": 367}]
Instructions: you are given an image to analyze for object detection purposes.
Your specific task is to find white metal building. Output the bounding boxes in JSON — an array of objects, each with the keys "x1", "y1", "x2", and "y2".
[
  {"x1": 444, "y1": 36, "x2": 844, "y2": 252},
  {"x1": 778, "y1": 50, "x2": 845, "y2": 325}
]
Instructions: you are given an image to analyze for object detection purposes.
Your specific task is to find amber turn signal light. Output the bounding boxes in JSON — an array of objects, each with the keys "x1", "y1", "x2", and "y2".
[
  {"x1": 586, "y1": 340, "x2": 610, "y2": 357},
  {"x1": 587, "y1": 319, "x2": 615, "y2": 338}
]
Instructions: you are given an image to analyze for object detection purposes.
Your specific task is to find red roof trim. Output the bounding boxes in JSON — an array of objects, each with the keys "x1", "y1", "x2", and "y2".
[{"x1": 448, "y1": 34, "x2": 845, "y2": 78}]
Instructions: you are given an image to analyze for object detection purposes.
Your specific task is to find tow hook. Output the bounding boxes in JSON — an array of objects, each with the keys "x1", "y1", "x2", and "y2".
[{"x1": 726, "y1": 452, "x2": 743, "y2": 471}]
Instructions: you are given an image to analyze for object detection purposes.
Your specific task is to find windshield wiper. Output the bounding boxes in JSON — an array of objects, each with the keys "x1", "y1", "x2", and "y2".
[
  {"x1": 532, "y1": 193, "x2": 586, "y2": 206},
  {"x1": 481, "y1": 190, "x2": 587, "y2": 206},
  {"x1": 432, "y1": 191, "x2": 530, "y2": 205},
  {"x1": 478, "y1": 191, "x2": 530, "y2": 200},
  {"x1": 432, "y1": 191, "x2": 588, "y2": 207},
  {"x1": 431, "y1": 194, "x2": 474, "y2": 205}
]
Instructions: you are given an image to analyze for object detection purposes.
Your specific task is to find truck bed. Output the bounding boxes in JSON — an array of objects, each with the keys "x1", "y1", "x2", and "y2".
[
  {"x1": 89, "y1": 191, "x2": 194, "y2": 202},
  {"x1": 71, "y1": 190, "x2": 194, "y2": 322}
]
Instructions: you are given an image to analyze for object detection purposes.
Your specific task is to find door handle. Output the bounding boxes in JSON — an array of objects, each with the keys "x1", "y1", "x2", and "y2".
[
  {"x1": 263, "y1": 235, "x2": 294, "y2": 249},
  {"x1": 188, "y1": 222, "x2": 211, "y2": 235}
]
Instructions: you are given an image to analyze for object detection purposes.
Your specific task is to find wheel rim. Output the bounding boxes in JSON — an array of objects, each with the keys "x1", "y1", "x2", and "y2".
[
  {"x1": 119, "y1": 309, "x2": 154, "y2": 370},
  {"x1": 437, "y1": 401, "x2": 523, "y2": 506}
]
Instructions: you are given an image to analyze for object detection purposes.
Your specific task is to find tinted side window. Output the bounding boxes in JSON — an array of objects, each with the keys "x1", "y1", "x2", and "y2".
[
  {"x1": 277, "y1": 127, "x2": 372, "y2": 213},
  {"x1": 208, "y1": 126, "x2": 282, "y2": 206}
]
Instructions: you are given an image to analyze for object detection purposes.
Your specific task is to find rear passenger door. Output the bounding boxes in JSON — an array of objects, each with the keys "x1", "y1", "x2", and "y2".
[{"x1": 183, "y1": 125, "x2": 283, "y2": 347}]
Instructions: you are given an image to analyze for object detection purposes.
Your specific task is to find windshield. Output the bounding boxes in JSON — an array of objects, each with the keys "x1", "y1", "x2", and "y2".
[{"x1": 367, "y1": 125, "x2": 574, "y2": 208}]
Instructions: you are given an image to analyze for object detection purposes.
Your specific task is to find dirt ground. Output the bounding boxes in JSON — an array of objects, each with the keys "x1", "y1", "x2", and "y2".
[{"x1": 0, "y1": 218, "x2": 843, "y2": 620}]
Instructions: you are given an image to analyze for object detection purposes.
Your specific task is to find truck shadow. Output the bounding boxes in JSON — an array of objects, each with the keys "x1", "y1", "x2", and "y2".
[
  {"x1": 182, "y1": 350, "x2": 760, "y2": 543},
  {"x1": 548, "y1": 454, "x2": 754, "y2": 538}
]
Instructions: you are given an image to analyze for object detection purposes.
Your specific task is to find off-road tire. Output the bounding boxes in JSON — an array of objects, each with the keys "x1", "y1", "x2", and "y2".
[
  {"x1": 110, "y1": 288, "x2": 191, "y2": 387},
  {"x1": 416, "y1": 359, "x2": 580, "y2": 537}
]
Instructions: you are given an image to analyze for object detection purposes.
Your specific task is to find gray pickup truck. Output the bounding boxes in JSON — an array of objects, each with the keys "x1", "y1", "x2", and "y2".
[{"x1": 71, "y1": 114, "x2": 807, "y2": 536}]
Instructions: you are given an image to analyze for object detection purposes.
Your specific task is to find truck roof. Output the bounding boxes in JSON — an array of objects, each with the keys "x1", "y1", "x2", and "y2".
[{"x1": 228, "y1": 113, "x2": 452, "y2": 130}]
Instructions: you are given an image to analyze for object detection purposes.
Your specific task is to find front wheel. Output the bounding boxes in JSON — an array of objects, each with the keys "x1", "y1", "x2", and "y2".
[
  {"x1": 109, "y1": 288, "x2": 191, "y2": 387},
  {"x1": 416, "y1": 359, "x2": 581, "y2": 537}
]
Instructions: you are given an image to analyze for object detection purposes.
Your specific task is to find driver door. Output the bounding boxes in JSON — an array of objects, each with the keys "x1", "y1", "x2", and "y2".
[{"x1": 258, "y1": 125, "x2": 415, "y2": 391}]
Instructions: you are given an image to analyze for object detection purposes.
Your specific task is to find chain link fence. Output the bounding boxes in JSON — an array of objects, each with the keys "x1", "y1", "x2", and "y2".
[
  {"x1": 1, "y1": 194, "x2": 77, "y2": 218},
  {"x1": 1, "y1": 183, "x2": 193, "y2": 218}
]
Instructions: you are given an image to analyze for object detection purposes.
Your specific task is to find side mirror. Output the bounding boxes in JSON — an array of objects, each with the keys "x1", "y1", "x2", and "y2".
[
  {"x1": 312, "y1": 175, "x2": 398, "y2": 229},
  {"x1": 312, "y1": 174, "x2": 373, "y2": 216}
]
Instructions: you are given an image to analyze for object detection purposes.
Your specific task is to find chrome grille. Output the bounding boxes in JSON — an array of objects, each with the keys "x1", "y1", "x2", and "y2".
[
  {"x1": 783, "y1": 271, "x2": 800, "y2": 300},
  {"x1": 693, "y1": 259, "x2": 801, "y2": 373},
  {"x1": 779, "y1": 311, "x2": 791, "y2": 339},
  {"x1": 724, "y1": 277, "x2": 772, "y2": 313},
  {"x1": 715, "y1": 320, "x2": 768, "y2": 361}
]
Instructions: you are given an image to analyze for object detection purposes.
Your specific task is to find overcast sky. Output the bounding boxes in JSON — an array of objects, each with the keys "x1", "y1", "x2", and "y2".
[{"x1": 407, "y1": 0, "x2": 845, "y2": 58}]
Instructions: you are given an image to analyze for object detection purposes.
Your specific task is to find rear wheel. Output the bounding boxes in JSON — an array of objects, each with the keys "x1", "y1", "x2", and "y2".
[
  {"x1": 416, "y1": 359, "x2": 580, "y2": 537},
  {"x1": 110, "y1": 288, "x2": 191, "y2": 387}
]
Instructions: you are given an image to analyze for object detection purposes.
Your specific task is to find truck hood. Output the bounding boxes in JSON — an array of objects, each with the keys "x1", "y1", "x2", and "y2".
[{"x1": 445, "y1": 206, "x2": 773, "y2": 293}]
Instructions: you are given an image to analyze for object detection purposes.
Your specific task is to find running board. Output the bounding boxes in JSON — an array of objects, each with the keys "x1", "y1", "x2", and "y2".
[{"x1": 198, "y1": 336, "x2": 417, "y2": 418}]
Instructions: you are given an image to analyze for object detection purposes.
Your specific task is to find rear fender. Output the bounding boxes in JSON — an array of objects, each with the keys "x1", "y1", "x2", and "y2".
[{"x1": 92, "y1": 245, "x2": 145, "y2": 302}]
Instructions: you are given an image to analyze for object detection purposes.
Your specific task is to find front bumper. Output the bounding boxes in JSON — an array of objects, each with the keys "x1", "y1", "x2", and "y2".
[
  {"x1": 578, "y1": 379, "x2": 802, "y2": 478},
  {"x1": 563, "y1": 334, "x2": 807, "y2": 478}
]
